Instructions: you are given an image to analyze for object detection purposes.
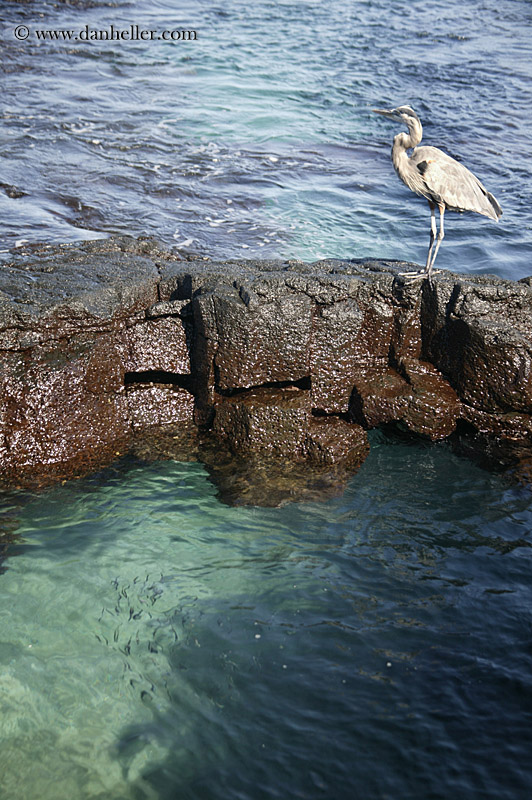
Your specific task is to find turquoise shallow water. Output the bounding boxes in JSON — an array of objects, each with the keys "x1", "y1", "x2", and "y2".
[
  {"x1": 1, "y1": 437, "x2": 532, "y2": 800},
  {"x1": 1, "y1": 0, "x2": 532, "y2": 797}
]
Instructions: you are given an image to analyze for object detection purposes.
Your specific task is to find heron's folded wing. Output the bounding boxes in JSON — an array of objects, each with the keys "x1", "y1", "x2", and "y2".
[{"x1": 413, "y1": 148, "x2": 501, "y2": 219}]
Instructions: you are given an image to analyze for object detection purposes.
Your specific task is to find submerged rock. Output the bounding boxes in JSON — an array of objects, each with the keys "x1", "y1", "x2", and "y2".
[{"x1": 0, "y1": 236, "x2": 530, "y2": 503}]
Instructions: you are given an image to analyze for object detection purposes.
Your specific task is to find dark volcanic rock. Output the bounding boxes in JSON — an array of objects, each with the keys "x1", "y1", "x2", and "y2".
[
  {"x1": 126, "y1": 317, "x2": 190, "y2": 374},
  {"x1": 422, "y1": 276, "x2": 532, "y2": 414},
  {"x1": 305, "y1": 416, "x2": 369, "y2": 467},
  {"x1": 0, "y1": 236, "x2": 531, "y2": 502},
  {"x1": 399, "y1": 357, "x2": 461, "y2": 439},
  {"x1": 349, "y1": 364, "x2": 411, "y2": 428},
  {"x1": 211, "y1": 288, "x2": 313, "y2": 390},
  {"x1": 213, "y1": 386, "x2": 312, "y2": 460},
  {"x1": 126, "y1": 384, "x2": 194, "y2": 431},
  {"x1": 311, "y1": 299, "x2": 365, "y2": 413},
  {"x1": 0, "y1": 237, "x2": 167, "y2": 485}
]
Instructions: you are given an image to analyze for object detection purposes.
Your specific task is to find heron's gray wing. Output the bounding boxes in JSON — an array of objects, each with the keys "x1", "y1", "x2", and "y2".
[{"x1": 411, "y1": 146, "x2": 501, "y2": 219}]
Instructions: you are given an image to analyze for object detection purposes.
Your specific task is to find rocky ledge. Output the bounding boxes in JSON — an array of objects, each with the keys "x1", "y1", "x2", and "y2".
[{"x1": 0, "y1": 236, "x2": 530, "y2": 504}]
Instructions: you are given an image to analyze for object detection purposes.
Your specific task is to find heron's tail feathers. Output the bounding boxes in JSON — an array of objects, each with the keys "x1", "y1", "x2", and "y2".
[{"x1": 485, "y1": 190, "x2": 502, "y2": 220}]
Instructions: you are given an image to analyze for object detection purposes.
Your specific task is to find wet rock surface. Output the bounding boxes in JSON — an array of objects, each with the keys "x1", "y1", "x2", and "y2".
[{"x1": 0, "y1": 236, "x2": 531, "y2": 503}]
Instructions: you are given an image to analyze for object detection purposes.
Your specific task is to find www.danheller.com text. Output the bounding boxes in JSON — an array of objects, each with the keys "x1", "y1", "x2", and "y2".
[{"x1": 13, "y1": 24, "x2": 198, "y2": 42}]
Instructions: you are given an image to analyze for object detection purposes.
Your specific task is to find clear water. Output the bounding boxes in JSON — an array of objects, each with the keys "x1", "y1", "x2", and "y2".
[
  {"x1": 2, "y1": 438, "x2": 532, "y2": 800},
  {"x1": 1, "y1": 1, "x2": 532, "y2": 798}
]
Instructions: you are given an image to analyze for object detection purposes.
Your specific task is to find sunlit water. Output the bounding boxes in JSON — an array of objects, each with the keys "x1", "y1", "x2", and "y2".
[
  {"x1": 1, "y1": 0, "x2": 531, "y2": 278},
  {"x1": 1, "y1": 1, "x2": 532, "y2": 798}
]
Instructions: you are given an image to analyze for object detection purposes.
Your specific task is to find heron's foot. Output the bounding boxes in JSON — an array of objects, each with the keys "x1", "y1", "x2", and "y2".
[
  {"x1": 398, "y1": 269, "x2": 424, "y2": 280},
  {"x1": 398, "y1": 269, "x2": 441, "y2": 282}
]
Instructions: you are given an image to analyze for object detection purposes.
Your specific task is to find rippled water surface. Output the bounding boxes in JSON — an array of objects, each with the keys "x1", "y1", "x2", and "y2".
[
  {"x1": 1, "y1": 0, "x2": 532, "y2": 277},
  {"x1": 1, "y1": 439, "x2": 532, "y2": 800},
  {"x1": 1, "y1": 1, "x2": 532, "y2": 798}
]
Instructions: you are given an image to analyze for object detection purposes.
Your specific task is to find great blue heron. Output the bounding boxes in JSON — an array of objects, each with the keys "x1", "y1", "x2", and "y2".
[{"x1": 373, "y1": 105, "x2": 502, "y2": 280}]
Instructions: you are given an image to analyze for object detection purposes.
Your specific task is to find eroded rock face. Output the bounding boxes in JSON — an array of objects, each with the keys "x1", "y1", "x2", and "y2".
[
  {"x1": 0, "y1": 236, "x2": 530, "y2": 502},
  {"x1": 422, "y1": 277, "x2": 532, "y2": 414}
]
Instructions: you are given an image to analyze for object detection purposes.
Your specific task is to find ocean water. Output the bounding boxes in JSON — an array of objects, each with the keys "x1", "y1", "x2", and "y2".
[
  {"x1": 1, "y1": 1, "x2": 532, "y2": 798},
  {"x1": 1, "y1": 0, "x2": 531, "y2": 278}
]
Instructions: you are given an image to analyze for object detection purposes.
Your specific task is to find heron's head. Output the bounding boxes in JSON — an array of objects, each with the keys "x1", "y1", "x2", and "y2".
[{"x1": 373, "y1": 105, "x2": 421, "y2": 131}]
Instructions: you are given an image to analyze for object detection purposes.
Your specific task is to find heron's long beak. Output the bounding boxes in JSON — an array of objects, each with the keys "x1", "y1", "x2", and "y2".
[{"x1": 372, "y1": 108, "x2": 400, "y2": 121}]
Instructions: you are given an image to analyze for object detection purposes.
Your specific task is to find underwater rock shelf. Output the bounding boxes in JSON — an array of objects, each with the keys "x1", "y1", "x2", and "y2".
[{"x1": 0, "y1": 235, "x2": 530, "y2": 503}]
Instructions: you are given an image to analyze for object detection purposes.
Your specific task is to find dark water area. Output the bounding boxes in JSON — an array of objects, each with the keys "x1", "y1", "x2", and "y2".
[{"x1": 1, "y1": 1, "x2": 532, "y2": 799}]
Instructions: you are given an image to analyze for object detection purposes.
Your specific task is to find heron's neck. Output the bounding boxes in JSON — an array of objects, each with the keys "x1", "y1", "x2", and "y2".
[{"x1": 392, "y1": 122, "x2": 423, "y2": 172}]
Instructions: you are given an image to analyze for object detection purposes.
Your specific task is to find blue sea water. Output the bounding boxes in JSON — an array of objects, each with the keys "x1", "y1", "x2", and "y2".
[
  {"x1": 1, "y1": 1, "x2": 532, "y2": 798},
  {"x1": 1, "y1": 0, "x2": 531, "y2": 278}
]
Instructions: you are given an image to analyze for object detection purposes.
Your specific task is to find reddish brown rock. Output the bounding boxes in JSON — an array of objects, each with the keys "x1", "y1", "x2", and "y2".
[
  {"x1": 460, "y1": 405, "x2": 532, "y2": 441},
  {"x1": 0, "y1": 331, "x2": 130, "y2": 481},
  {"x1": 213, "y1": 290, "x2": 313, "y2": 390},
  {"x1": 213, "y1": 386, "x2": 311, "y2": 460},
  {"x1": 213, "y1": 385, "x2": 369, "y2": 471},
  {"x1": 189, "y1": 284, "x2": 313, "y2": 425},
  {"x1": 422, "y1": 277, "x2": 532, "y2": 414},
  {"x1": 126, "y1": 384, "x2": 194, "y2": 430},
  {"x1": 0, "y1": 237, "x2": 163, "y2": 484},
  {"x1": 456, "y1": 404, "x2": 532, "y2": 475},
  {"x1": 0, "y1": 237, "x2": 530, "y2": 500},
  {"x1": 399, "y1": 358, "x2": 461, "y2": 440},
  {"x1": 350, "y1": 364, "x2": 411, "y2": 428},
  {"x1": 310, "y1": 299, "x2": 364, "y2": 413},
  {"x1": 305, "y1": 416, "x2": 369, "y2": 467},
  {"x1": 126, "y1": 317, "x2": 190, "y2": 374}
]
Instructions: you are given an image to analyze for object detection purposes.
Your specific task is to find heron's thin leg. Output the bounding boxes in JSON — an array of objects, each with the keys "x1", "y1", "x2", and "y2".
[
  {"x1": 427, "y1": 205, "x2": 445, "y2": 277},
  {"x1": 425, "y1": 202, "x2": 437, "y2": 273},
  {"x1": 399, "y1": 202, "x2": 441, "y2": 281}
]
